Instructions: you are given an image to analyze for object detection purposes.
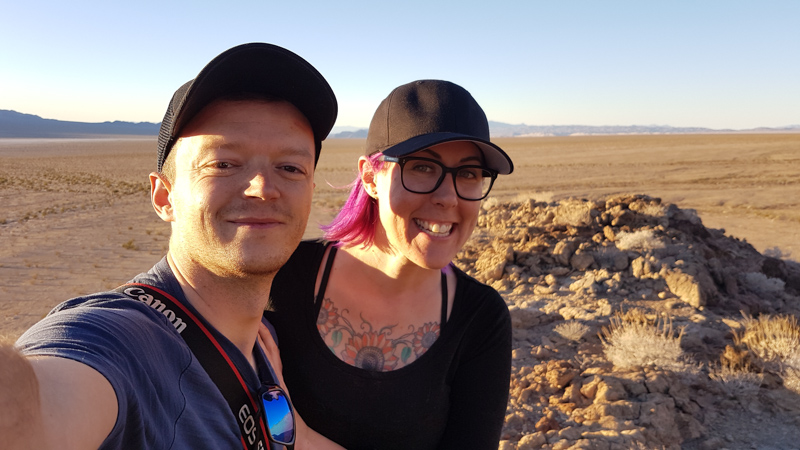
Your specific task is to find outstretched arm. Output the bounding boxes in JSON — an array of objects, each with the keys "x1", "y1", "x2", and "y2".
[{"x1": 1, "y1": 345, "x2": 117, "y2": 450}]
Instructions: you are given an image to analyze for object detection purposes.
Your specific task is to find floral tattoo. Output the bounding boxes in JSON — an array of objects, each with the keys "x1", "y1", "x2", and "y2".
[{"x1": 316, "y1": 297, "x2": 440, "y2": 371}]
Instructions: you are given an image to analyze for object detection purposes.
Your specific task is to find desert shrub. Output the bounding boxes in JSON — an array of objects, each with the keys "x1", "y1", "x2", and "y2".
[
  {"x1": 735, "y1": 313, "x2": 800, "y2": 392},
  {"x1": 737, "y1": 313, "x2": 800, "y2": 364},
  {"x1": 782, "y1": 352, "x2": 800, "y2": 394},
  {"x1": 615, "y1": 229, "x2": 665, "y2": 251},
  {"x1": 600, "y1": 309, "x2": 685, "y2": 370},
  {"x1": 708, "y1": 362, "x2": 763, "y2": 398},
  {"x1": 739, "y1": 272, "x2": 785, "y2": 296},
  {"x1": 554, "y1": 321, "x2": 590, "y2": 342}
]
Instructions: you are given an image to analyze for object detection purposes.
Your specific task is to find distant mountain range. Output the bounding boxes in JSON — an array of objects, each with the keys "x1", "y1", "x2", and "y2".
[
  {"x1": 0, "y1": 110, "x2": 160, "y2": 138},
  {"x1": 331, "y1": 122, "x2": 800, "y2": 138},
  {"x1": 1, "y1": 109, "x2": 797, "y2": 139}
]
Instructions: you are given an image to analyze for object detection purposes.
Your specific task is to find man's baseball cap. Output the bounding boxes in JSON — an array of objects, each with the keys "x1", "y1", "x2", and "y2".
[
  {"x1": 157, "y1": 43, "x2": 338, "y2": 172},
  {"x1": 365, "y1": 80, "x2": 513, "y2": 174}
]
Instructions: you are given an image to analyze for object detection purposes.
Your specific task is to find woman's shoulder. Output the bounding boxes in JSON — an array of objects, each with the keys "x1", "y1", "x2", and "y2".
[
  {"x1": 451, "y1": 264, "x2": 502, "y2": 297},
  {"x1": 450, "y1": 264, "x2": 508, "y2": 316}
]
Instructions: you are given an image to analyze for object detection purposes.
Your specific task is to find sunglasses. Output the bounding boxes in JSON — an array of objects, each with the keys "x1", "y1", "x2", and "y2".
[{"x1": 260, "y1": 385, "x2": 295, "y2": 448}]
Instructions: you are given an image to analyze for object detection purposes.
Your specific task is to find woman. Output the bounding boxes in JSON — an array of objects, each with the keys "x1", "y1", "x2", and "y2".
[{"x1": 266, "y1": 80, "x2": 514, "y2": 449}]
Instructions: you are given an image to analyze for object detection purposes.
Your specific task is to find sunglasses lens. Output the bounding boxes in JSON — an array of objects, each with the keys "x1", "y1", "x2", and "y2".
[{"x1": 262, "y1": 387, "x2": 294, "y2": 444}]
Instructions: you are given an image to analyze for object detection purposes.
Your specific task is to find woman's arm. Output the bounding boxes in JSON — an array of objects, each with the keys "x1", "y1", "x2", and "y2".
[
  {"x1": 438, "y1": 292, "x2": 513, "y2": 449},
  {"x1": 258, "y1": 324, "x2": 347, "y2": 450}
]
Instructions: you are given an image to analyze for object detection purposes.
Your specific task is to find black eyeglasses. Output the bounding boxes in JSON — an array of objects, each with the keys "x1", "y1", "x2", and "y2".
[
  {"x1": 260, "y1": 385, "x2": 295, "y2": 448},
  {"x1": 379, "y1": 155, "x2": 498, "y2": 201}
]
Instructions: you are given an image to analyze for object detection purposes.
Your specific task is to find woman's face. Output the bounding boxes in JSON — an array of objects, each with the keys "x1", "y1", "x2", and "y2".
[{"x1": 370, "y1": 141, "x2": 485, "y2": 270}]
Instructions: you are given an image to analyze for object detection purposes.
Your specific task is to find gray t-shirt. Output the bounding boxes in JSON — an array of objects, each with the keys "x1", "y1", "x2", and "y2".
[{"x1": 16, "y1": 257, "x2": 280, "y2": 449}]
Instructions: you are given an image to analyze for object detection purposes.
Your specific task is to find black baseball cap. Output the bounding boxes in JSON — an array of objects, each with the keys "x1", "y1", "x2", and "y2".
[
  {"x1": 365, "y1": 80, "x2": 513, "y2": 174},
  {"x1": 157, "y1": 43, "x2": 338, "y2": 172}
]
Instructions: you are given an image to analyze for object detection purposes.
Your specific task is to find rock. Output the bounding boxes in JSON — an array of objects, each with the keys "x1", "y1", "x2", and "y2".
[
  {"x1": 638, "y1": 394, "x2": 681, "y2": 445},
  {"x1": 535, "y1": 415, "x2": 560, "y2": 432},
  {"x1": 510, "y1": 306, "x2": 544, "y2": 328},
  {"x1": 664, "y1": 268, "x2": 705, "y2": 308},
  {"x1": 546, "y1": 361, "x2": 579, "y2": 389},
  {"x1": 456, "y1": 194, "x2": 800, "y2": 450},
  {"x1": 553, "y1": 240, "x2": 578, "y2": 266},
  {"x1": 475, "y1": 244, "x2": 513, "y2": 280},
  {"x1": 595, "y1": 377, "x2": 627, "y2": 402},
  {"x1": 497, "y1": 440, "x2": 516, "y2": 450},
  {"x1": 553, "y1": 200, "x2": 596, "y2": 228},
  {"x1": 516, "y1": 432, "x2": 546, "y2": 449},
  {"x1": 571, "y1": 251, "x2": 596, "y2": 271}
]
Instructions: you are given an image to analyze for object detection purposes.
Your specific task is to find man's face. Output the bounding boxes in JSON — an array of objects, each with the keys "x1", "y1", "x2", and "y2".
[{"x1": 155, "y1": 99, "x2": 315, "y2": 277}]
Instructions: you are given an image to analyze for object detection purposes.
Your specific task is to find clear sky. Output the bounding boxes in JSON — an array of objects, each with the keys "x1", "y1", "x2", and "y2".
[{"x1": 1, "y1": 0, "x2": 798, "y2": 130}]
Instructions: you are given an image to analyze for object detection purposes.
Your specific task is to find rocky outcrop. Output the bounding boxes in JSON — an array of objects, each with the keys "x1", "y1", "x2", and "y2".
[{"x1": 454, "y1": 195, "x2": 800, "y2": 449}]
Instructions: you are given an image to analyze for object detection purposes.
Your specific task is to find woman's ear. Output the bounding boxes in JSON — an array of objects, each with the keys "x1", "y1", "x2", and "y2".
[
  {"x1": 150, "y1": 172, "x2": 175, "y2": 222},
  {"x1": 358, "y1": 156, "x2": 378, "y2": 199}
]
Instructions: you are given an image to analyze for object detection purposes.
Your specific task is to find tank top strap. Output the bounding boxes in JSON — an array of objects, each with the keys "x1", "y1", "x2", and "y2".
[
  {"x1": 316, "y1": 245, "x2": 449, "y2": 328},
  {"x1": 440, "y1": 270, "x2": 448, "y2": 327},
  {"x1": 315, "y1": 244, "x2": 338, "y2": 308}
]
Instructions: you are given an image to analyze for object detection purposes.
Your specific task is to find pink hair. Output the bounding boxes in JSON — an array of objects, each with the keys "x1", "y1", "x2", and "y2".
[{"x1": 322, "y1": 153, "x2": 386, "y2": 247}]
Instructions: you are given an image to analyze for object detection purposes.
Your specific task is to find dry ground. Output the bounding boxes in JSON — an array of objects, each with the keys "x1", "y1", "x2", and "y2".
[{"x1": 1, "y1": 134, "x2": 798, "y2": 341}]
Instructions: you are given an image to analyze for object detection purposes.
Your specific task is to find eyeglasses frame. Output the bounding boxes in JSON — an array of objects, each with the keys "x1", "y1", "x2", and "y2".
[{"x1": 379, "y1": 155, "x2": 498, "y2": 201}]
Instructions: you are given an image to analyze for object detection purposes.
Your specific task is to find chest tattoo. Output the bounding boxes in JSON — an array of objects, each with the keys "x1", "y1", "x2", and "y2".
[{"x1": 316, "y1": 297, "x2": 440, "y2": 371}]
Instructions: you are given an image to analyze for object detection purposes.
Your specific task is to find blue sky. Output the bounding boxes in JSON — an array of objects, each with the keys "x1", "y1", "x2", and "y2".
[{"x1": 1, "y1": 0, "x2": 798, "y2": 130}]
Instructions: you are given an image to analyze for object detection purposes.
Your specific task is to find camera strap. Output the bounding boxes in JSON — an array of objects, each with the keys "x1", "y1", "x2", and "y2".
[{"x1": 113, "y1": 283, "x2": 270, "y2": 450}]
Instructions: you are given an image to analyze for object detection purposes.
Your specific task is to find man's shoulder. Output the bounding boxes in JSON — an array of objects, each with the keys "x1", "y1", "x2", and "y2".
[{"x1": 18, "y1": 258, "x2": 184, "y2": 352}]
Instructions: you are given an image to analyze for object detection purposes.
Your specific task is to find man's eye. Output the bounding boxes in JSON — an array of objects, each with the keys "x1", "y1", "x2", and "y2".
[
  {"x1": 214, "y1": 162, "x2": 232, "y2": 169},
  {"x1": 279, "y1": 165, "x2": 306, "y2": 175}
]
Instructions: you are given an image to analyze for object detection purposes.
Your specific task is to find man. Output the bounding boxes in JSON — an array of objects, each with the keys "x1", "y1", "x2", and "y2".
[{"x1": 1, "y1": 43, "x2": 339, "y2": 449}]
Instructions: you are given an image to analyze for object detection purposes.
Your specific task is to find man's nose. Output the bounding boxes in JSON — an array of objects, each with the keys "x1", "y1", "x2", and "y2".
[{"x1": 244, "y1": 170, "x2": 279, "y2": 200}]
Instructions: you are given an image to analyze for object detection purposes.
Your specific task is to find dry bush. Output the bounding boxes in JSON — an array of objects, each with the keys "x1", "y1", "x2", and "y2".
[
  {"x1": 782, "y1": 353, "x2": 800, "y2": 394},
  {"x1": 736, "y1": 313, "x2": 800, "y2": 392},
  {"x1": 737, "y1": 313, "x2": 800, "y2": 364},
  {"x1": 708, "y1": 361, "x2": 763, "y2": 398},
  {"x1": 553, "y1": 321, "x2": 590, "y2": 342},
  {"x1": 739, "y1": 272, "x2": 785, "y2": 296},
  {"x1": 614, "y1": 229, "x2": 665, "y2": 251},
  {"x1": 600, "y1": 309, "x2": 686, "y2": 370}
]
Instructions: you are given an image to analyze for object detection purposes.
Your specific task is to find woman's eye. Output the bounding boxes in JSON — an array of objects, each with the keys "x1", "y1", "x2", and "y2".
[
  {"x1": 409, "y1": 163, "x2": 436, "y2": 173},
  {"x1": 457, "y1": 168, "x2": 478, "y2": 179}
]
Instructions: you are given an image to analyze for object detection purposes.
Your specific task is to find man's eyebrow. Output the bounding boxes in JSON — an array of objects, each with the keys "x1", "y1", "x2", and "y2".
[
  {"x1": 276, "y1": 146, "x2": 315, "y2": 159},
  {"x1": 194, "y1": 138, "x2": 313, "y2": 159}
]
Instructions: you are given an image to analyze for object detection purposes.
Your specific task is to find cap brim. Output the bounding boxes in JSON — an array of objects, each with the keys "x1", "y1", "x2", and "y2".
[{"x1": 380, "y1": 132, "x2": 513, "y2": 174}]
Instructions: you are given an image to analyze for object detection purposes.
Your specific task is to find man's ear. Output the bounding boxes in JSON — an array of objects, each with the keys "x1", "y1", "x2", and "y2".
[
  {"x1": 358, "y1": 156, "x2": 378, "y2": 198},
  {"x1": 150, "y1": 172, "x2": 174, "y2": 222}
]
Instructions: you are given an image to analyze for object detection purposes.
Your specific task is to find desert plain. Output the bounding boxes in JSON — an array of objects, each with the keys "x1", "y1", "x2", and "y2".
[
  {"x1": 1, "y1": 133, "x2": 799, "y2": 448},
  {"x1": 1, "y1": 133, "x2": 797, "y2": 339}
]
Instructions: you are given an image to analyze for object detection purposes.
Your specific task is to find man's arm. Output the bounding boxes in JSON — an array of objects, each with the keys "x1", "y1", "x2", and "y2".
[{"x1": 1, "y1": 346, "x2": 117, "y2": 450}]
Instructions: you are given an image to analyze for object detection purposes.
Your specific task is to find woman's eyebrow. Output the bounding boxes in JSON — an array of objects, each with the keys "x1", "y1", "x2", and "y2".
[{"x1": 418, "y1": 148, "x2": 484, "y2": 164}]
